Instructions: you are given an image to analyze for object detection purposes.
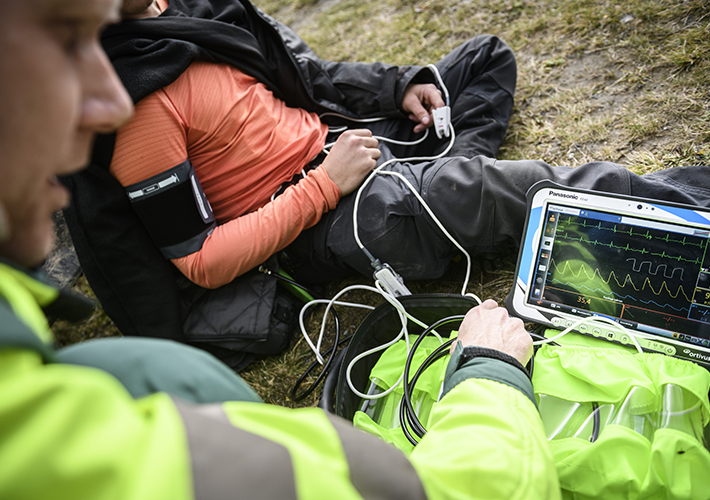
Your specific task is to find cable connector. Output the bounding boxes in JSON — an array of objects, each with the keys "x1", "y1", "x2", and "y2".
[
  {"x1": 432, "y1": 106, "x2": 451, "y2": 139},
  {"x1": 372, "y1": 260, "x2": 411, "y2": 297}
]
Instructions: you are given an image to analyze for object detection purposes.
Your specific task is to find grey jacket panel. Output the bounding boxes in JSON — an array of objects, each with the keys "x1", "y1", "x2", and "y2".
[
  {"x1": 173, "y1": 399, "x2": 298, "y2": 500},
  {"x1": 327, "y1": 414, "x2": 429, "y2": 500}
]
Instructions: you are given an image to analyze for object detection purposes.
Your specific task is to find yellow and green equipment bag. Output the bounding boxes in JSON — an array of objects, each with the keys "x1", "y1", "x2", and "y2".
[{"x1": 333, "y1": 295, "x2": 710, "y2": 499}]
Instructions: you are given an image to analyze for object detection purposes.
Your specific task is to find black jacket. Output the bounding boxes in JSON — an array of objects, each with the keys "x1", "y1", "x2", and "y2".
[
  {"x1": 105, "y1": 0, "x2": 432, "y2": 116},
  {"x1": 60, "y1": 0, "x2": 434, "y2": 367}
]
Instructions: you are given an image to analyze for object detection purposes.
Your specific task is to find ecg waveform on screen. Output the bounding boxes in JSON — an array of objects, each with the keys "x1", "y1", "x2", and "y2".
[
  {"x1": 554, "y1": 230, "x2": 702, "y2": 265},
  {"x1": 557, "y1": 217, "x2": 707, "y2": 249},
  {"x1": 549, "y1": 259, "x2": 693, "y2": 304},
  {"x1": 541, "y1": 212, "x2": 710, "y2": 320},
  {"x1": 537, "y1": 211, "x2": 710, "y2": 331},
  {"x1": 550, "y1": 277, "x2": 689, "y2": 313}
]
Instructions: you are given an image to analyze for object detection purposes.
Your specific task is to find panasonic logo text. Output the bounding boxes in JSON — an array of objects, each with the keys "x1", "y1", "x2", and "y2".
[{"x1": 549, "y1": 191, "x2": 579, "y2": 200}]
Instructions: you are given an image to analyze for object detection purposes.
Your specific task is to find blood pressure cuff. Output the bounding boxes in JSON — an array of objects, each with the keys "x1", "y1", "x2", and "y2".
[{"x1": 125, "y1": 159, "x2": 216, "y2": 259}]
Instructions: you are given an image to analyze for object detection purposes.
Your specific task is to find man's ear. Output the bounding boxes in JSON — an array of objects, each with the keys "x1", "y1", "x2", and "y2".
[{"x1": 0, "y1": 202, "x2": 9, "y2": 243}]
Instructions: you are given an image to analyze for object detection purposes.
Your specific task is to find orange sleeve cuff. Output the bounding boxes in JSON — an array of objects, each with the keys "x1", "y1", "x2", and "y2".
[
  {"x1": 172, "y1": 167, "x2": 341, "y2": 289},
  {"x1": 307, "y1": 166, "x2": 341, "y2": 210}
]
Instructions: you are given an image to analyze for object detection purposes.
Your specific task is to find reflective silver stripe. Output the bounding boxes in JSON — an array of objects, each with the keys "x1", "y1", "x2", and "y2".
[
  {"x1": 190, "y1": 174, "x2": 210, "y2": 221},
  {"x1": 326, "y1": 415, "x2": 428, "y2": 500},
  {"x1": 173, "y1": 399, "x2": 297, "y2": 500},
  {"x1": 127, "y1": 173, "x2": 180, "y2": 199}
]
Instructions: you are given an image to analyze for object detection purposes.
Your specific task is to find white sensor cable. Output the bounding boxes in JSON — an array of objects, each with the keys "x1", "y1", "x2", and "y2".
[
  {"x1": 533, "y1": 315, "x2": 644, "y2": 354},
  {"x1": 298, "y1": 63, "x2": 478, "y2": 398}
]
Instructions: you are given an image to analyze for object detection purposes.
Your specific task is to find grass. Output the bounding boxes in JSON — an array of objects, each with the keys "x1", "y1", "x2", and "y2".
[
  {"x1": 52, "y1": 275, "x2": 122, "y2": 347},
  {"x1": 54, "y1": 0, "x2": 709, "y2": 407}
]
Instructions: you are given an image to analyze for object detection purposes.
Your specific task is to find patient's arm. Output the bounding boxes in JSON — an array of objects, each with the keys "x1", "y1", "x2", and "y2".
[
  {"x1": 173, "y1": 168, "x2": 338, "y2": 288},
  {"x1": 111, "y1": 66, "x2": 341, "y2": 289}
]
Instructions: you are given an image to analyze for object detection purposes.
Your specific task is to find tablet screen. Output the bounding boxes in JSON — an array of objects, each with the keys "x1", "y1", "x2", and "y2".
[
  {"x1": 506, "y1": 182, "x2": 710, "y2": 366},
  {"x1": 528, "y1": 202, "x2": 710, "y2": 346}
]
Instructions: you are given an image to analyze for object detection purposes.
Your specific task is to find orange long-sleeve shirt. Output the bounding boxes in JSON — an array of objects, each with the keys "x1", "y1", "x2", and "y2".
[{"x1": 110, "y1": 61, "x2": 338, "y2": 288}]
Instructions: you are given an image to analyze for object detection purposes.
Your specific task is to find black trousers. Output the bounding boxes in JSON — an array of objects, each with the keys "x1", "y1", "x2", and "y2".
[
  {"x1": 285, "y1": 36, "x2": 710, "y2": 284},
  {"x1": 285, "y1": 35, "x2": 517, "y2": 282}
]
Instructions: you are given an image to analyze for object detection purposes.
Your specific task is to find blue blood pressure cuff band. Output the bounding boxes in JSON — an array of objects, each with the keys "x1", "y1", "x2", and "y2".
[{"x1": 125, "y1": 159, "x2": 216, "y2": 259}]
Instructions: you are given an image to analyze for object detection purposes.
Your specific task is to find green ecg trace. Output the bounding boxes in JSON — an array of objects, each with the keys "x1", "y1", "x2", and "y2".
[
  {"x1": 555, "y1": 229, "x2": 704, "y2": 265},
  {"x1": 559, "y1": 216, "x2": 706, "y2": 249}
]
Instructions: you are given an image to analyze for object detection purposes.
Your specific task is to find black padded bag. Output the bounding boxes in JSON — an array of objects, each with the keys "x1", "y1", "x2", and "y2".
[{"x1": 320, "y1": 294, "x2": 478, "y2": 418}]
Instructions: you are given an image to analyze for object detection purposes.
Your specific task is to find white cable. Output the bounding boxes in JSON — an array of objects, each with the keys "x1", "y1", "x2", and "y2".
[
  {"x1": 374, "y1": 167, "x2": 473, "y2": 296},
  {"x1": 345, "y1": 282, "x2": 416, "y2": 399},
  {"x1": 349, "y1": 125, "x2": 472, "y2": 294},
  {"x1": 298, "y1": 284, "x2": 396, "y2": 365},
  {"x1": 296, "y1": 280, "x2": 451, "y2": 400},
  {"x1": 343, "y1": 281, "x2": 451, "y2": 400},
  {"x1": 327, "y1": 125, "x2": 349, "y2": 134},
  {"x1": 346, "y1": 309, "x2": 410, "y2": 400},
  {"x1": 533, "y1": 315, "x2": 644, "y2": 354},
  {"x1": 299, "y1": 281, "x2": 445, "y2": 365},
  {"x1": 319, "y1": 64, "x2": 469, "y2": 296},
  {"x1": 297, "y1": 283, "x2": 410, "y2": 398},
  {"x1": 324, "y1": 128, "x2": 430, "y2": 152},
  {"x1": 662, "y1": 400, "x2": 702, "y2": 417},
  {"x1": 300, "y1": 63, "x2": 473, "y2": 396},
  {"x1": 320, "y1": 110, "x2": 430, "y2": 152},
  {"x1": 320, "y1": 113, "x2": 387, "y2": 123},
  {"x1": 301, "y1": 140, "x2": 460, "y2": 371},
  {"x1": 298, "y1": 298, "x2": 375, "y2": 364},
  {"x1": 314, "y1": 285, "x2": 381, "y2": 358},
  {"x1": 342, "y1": 65, "x2": 471, "y2": 294},
  {"x1": 373, "y1": 280, "x2": 443, "y2": 343},
  {"x1": 427, "y1": 64, "x2": 450, "y2": 106}
]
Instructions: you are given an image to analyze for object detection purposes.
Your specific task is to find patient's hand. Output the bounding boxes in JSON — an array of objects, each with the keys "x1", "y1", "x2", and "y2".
[
  {"x1": 322, "y1": 129, "x2": 381, "y2": 196},
  {"x1": 402, "y1": 83, "x2": 446, "y2": 134},
  {"x1": 452, "y1": 299, "x2": 533, "y2": 365}
]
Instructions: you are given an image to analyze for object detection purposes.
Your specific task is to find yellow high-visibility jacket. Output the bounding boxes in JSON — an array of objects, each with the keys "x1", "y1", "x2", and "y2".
[{"x1": 0, "y1": 259, "x2": 559, "y2": 499}]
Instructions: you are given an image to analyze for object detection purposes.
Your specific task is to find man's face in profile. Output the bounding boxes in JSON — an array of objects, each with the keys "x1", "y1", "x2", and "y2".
[{"x1": 0, "y1": 0, "x2": 132, "y2": 267}]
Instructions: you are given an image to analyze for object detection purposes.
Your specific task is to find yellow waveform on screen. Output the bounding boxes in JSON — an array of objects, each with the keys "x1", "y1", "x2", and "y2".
[{"x1": 550, "y1": 259, "x2": 692, "y2": 302}]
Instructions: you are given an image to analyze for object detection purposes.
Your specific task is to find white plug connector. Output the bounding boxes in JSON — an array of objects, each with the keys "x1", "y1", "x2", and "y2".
[
  {"x1": 432, "y1": 106, "x2": 451, "y2": 139},
  {"x1": 373, "y1": 263, "x2": 411, "y2": 297}
]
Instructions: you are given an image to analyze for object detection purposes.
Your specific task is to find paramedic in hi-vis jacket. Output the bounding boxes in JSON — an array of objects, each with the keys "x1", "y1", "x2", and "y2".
[{"x1": 0, "y1": 0, "x2": 559, "y2": 498}]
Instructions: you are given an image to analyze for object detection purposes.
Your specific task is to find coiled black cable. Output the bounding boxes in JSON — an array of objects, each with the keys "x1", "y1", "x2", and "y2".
[
  {"x1": 398, "y1": 316, "x2": 551, "y2": 446},
  {"x1": 400, "y1": 339, "x2": 456, "y2": 445},
  {"x1": 399, "y1": 316, "x2": 465, "y2": 445},
  {"x1": 290, "y1": 306, "x2": 343, "y2": 401},
  {"x1": 590, "y1": 402, "x2": 601, "y2": 443},
  {"x1": 258, "y1": 266, "x2": 347, "y2": 402}
]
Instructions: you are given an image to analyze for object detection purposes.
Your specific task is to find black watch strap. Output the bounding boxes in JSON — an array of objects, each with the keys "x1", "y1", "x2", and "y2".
[{"x1": 460, "y1": 346, "x2": 531, "y2": 380}]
